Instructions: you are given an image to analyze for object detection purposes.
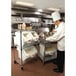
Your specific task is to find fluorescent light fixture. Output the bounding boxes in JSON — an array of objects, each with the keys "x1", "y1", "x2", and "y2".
[
  {"x1": 47, "y1": 8, "x2": 60, "y2": 11},
  {"x1": 45, "y1": 15, "x2": 52, "y2": 18},
  {"x1": 35, "y1": 12, "x2": 41, "y2": 15},
  {"x1": 16, "y1": 1, "x2": 34, "y2": 7},
  {"x1": 38, "y1": 9, "x2": 43, "y2": 12}
]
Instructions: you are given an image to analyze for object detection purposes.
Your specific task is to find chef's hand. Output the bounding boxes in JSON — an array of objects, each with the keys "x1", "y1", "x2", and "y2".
[
  {"x1": 52, "y1": 29, "x2": 57, "y2": 34},
  {"x1": 50, "y1": 32, "x2": 53, "y2": 35}
]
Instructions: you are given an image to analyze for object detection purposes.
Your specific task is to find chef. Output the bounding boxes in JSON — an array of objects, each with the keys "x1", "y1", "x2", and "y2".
[{"x1": 46, "y1": 11, "x2": 65, "y2": 73}]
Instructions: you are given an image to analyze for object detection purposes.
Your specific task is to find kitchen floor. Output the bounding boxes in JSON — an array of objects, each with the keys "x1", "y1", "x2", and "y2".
[{"x1": 11, "y1": 48, "x2": 64, "y2": 76}]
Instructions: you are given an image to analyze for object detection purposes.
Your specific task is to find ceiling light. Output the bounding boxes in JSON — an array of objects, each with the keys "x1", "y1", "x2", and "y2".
[
  {"x1": 45, "y1": 15, "x2": 52, "y2": 18},
  {"x1": 35, "y1": 12, "x2": 41, "y2": 15},
  {"x1": 16, "y1": 1, "x2": 34, "y2": 7},
  {"x1": 47, "y1": 8, "x2": 60, "y2": 11},
  {"x1": 38, "y1": 9, "x2": 43, "y2": 12}
]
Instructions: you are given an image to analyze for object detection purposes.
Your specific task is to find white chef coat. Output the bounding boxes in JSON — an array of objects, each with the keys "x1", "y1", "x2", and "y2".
[{"x1": 46, "y1": 22, "x2": 65, "y2": 51}]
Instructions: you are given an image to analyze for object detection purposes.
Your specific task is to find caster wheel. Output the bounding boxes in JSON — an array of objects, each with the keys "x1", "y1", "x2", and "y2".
[
  {"x1": 14, "y1": 60, "x2": 17, "y2": 64},
  {"x1": 21, "y1": 67, "x2": 23, "y2": 70}
]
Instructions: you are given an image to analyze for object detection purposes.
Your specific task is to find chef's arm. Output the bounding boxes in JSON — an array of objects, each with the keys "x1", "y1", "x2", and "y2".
[{"x1": 46, "y1": 29, "x2": 64, "y2": 42}]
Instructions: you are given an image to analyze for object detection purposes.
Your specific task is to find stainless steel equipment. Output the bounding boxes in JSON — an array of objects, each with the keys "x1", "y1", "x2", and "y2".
[
  {"x1": 14, "y1": 30, "x2": 39, "y2": 70},
  {"x1": 13, "y1": 27, "x2": 57, "y2": 70},
  {"x1": 38, "y1": 37, "x2": 57, "y2": 64}
]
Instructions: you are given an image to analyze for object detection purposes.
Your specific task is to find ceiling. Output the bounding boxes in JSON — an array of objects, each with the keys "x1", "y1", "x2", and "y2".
[
  {"x1": 12, "y1": 0, "x2": 64, "y2": 11},
  {"x1": 11, "y1": 0, "x2": 65, "y2": 18}
]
